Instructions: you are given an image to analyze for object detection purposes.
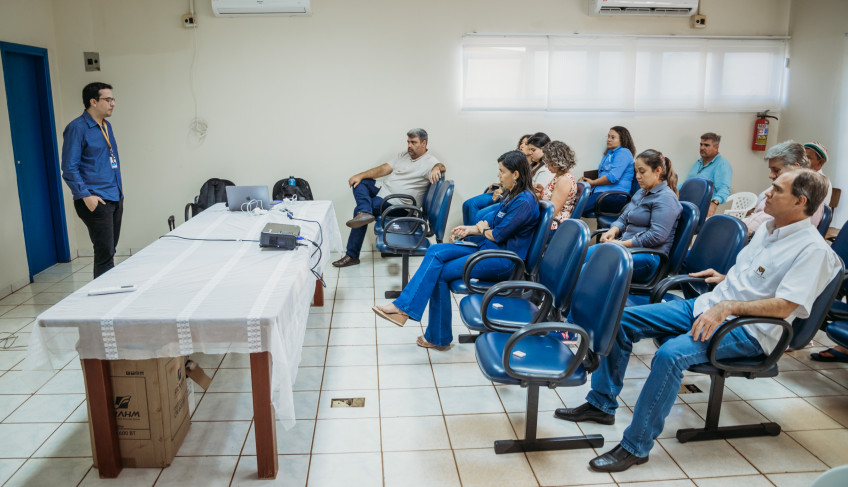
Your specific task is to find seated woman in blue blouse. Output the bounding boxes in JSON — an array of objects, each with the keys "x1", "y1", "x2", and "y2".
[
  {"x1": 373, "y1": 150, "x2": 541, "y2": 350},
  {"x1": 462, "y1": 133, "x2": 550, "y2": 225},
  {"x1": 592, "y1": 149, "x2": 681, "y2": 283},
  {"x1": 580, "y1": 126, "x2": 637, "y2": 217}
]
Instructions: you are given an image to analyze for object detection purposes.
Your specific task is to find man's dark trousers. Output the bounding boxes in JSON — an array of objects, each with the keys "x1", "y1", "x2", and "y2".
[
  {"x1": 346, "y1": 178, "x2": 383, "y2": 259},
  {"x1": 74, "y1": 198, "x2": 123, "y2": 278}
]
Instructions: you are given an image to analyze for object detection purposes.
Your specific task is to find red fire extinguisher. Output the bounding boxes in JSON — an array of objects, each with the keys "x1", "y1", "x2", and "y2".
[{"x1": 751, "y1": 110, "x2": 779, "y2": 151}]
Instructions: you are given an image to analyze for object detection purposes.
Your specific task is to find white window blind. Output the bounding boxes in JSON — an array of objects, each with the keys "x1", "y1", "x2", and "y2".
[{"x1": 462, "y1": 35, "x2": 787, "y2": 112}]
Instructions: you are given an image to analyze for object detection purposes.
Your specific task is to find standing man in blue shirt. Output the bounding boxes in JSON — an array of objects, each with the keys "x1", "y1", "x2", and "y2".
[
  {"x1": 679, "y1": 133, "x2": 732, "y2": 218},
  {"x1": 61, "y1": 82, "x2": 123, "y2": 279}
]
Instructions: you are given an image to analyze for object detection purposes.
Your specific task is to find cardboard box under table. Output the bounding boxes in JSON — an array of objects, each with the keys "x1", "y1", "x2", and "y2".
[
  {"x1": 82, "y1": 356, "x2": 190, "y2": 468},
  {"x1": 27, "y1": 201, "x2": 343, "y2": 479}
]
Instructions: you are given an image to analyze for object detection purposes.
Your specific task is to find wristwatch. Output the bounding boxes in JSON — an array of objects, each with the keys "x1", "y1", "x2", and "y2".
[{"x1": 711, "y1": 199, "x2": 720, "y2": 205}]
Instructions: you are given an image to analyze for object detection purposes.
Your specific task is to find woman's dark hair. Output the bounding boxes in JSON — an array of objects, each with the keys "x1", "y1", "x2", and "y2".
[
  {"x1": 498, "y1": 150, "x2": 536, "y2": 202},
  {"x1": 608, "y1": 126, "x2": 636, "y2": 156},
  {"x1": 516, "y1": 134, "x2": 532, "y2": 150},
  {"x1": 636, "y1": 149, "x2": 678, "y2": 195},
  {"x1": 525, "y1": 132, "x2": 551, "y2": 149}
]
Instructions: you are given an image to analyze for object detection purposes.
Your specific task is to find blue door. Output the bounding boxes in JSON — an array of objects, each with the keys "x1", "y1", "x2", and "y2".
[{"x1": 1, "y1": 42, "x2": 69, "y2": 279}]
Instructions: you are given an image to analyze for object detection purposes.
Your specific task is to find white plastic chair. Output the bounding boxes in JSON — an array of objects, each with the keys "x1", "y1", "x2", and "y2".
[
  {"x1": 811, "y1": 465, "x2": 848, "y2": 487},
  {"x1": 723, "y1": 192, "x2": 758, "y2": 219}
]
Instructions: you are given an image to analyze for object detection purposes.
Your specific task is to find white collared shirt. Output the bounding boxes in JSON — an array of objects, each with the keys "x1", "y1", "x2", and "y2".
[{"x1": 693, "y1": 218, "x2": 841, "y2": 354}]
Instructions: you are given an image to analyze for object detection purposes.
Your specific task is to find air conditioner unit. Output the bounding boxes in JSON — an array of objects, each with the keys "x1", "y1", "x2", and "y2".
[
  {"x1": 211, "y1": 0, "x2": 311, "y2": 17},
  {"x1": 589, "y1": 0, "x2": 698, "y2": 16}
]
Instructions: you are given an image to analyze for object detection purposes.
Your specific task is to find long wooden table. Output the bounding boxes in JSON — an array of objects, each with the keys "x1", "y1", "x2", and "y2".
[{"x1": 29, "y1": 201, "x2": 341, "y2": 479}]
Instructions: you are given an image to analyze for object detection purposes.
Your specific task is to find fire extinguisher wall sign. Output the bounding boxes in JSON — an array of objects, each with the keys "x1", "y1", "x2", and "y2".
[{"x1": 752, "y1": 110, "x2": 779, "y2": 151}]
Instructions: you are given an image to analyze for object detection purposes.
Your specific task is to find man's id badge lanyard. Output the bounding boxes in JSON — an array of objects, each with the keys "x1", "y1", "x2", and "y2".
[{"x1": 99, "y1": 122, "x2": 117, "y2": 169}]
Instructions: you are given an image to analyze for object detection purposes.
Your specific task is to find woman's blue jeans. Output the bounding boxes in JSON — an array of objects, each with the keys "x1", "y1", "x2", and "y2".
[
  {"x1": 392, "y1": 243, "x2": 514, "y2": 347},
  {"x1": 584, "y1": 244, "x2": 661, "y2": 283},
  {"x1": 585, "y1": 298, "x2": 763, "y2": 458},
  {"x1": 462, "y1": 192, "x2": 498, "y2": 225}
]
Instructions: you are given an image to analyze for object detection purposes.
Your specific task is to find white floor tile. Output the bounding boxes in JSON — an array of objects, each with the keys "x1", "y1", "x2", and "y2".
[
  {"x1": 694, "y1": 476, "x2": 773, "y2": 487},
  {"x1": 207, "y1": 368, "x2": 253, "y2": 393},
  {"x1": 78, "y1": 465, "x2": 163, "y2": 486},
  {"x1": 5, "y1": 393, "x2": 85, "y2": 423},
  {"x1": 0, "y1": 370, "x2": 56, "y2": 394},
  {"x1": 33, "y1": 422, "x2": 91, "y2": 458},
  {"x1": 525, "y1": 447, "x2": 614, "y2": 486},
  {"x1": 383, "y1": 450, "x2": 461, "y2": 487},
  {"x1": 787, "y1": 429, "x2": 848, "y2": 468},
  {"x1": 445, "y1": 413, "x2": 516, "y2": 449},
  {"x1": 0, "y1": 394, "x2": 29, "y2": 421},
  {"x1": 438, "y1": 385, "x2": 504, "y2": 415},
  {"x1": 748, "y1": 397, "x2": 843, "y2": 430},
  {"x1": 454, "y1": 447, "x2": 538, "y2": 487},
  {"x1": 231, "y1": 454, "x2": 308, "y2": 486},
  {"x1": 766, "y1": 471, "x2": 829, "y2": 487},
  {"x1": 321, "y1": 365, "x2": 378, "y2": 390},
  {"x1": 154, "y1": 456, "x2": 238, "y2": 487},
  {"x1": 324, "y1": 345, "x2": 377, "y2": 367},
  {"x1": 4, "y1": 458, "x2": 91, "y2": 487},
  {"x1": 0, "y1": 423, "x2": 59, "y2": 457},
  {"x1": 432, "y1": 363, "x2": 492, "y2": 387},
  {"x1": 380, "y1": 387, "x2": 443, "y2": 417},
  {"x1": 317, "y1": 389, "x2": 379, "y2": 419},
  {"x1": 311, "y1": 418, "x2": 380, "y2": 453},
  {"x1": 328, "y1": 328, "x2": 376, "y2": 346},
  {"x1": 37, "y1": 369, "x2": 85, "y2": 394},
  {"x1": 307, "y1": 452, "x2": 382, "y2": 487},
  {"x1": 193, "y1": 392, "x2": 254, "y2": 421},
  {"x1": 496, "y1": 385, "x2": 564, "y2": 413},
  {"x1": 243, "y1": 420, "x2": 315, "y2": 455},
  {"x1": 381, "y1": 416, "x2": 451, "y2": 451},
  {"x1": 0, "y1": 459, "x2": 25, "y2": 485},
  {"x1": 729, "y1": 432, "x2": 828, "y2": 473},
  {"x1": 377, "y1": 344, "x2": 430, "y2": 365},
  {"x1": 378, "y1": 364, "x2": 436, "y2": 389},
  {"x1": 177, "y1": 421, "x2": 250, "y2": 455},
  {"x1": 658, "y1": 438, "x2": 757, "y2": 478},
  {"x1": 327, "y1": 312, "x2": 375, "y2": 328}
]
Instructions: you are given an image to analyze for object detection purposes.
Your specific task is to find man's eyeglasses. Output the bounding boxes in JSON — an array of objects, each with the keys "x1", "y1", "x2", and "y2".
[{"x1": 98, "y1": 97, "x2": 116, "y2": 104}]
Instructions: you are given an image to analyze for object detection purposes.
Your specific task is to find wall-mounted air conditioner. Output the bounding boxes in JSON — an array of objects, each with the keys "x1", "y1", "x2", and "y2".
[
  {"x1": 211, "y1": 0, "x2": 311, "y2": 17},
  {"x1": 589, "y1": 0, "x2": 698, "y2": 16}
]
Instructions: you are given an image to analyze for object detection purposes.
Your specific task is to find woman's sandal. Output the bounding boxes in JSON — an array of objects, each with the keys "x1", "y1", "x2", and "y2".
[
  {"x1": 417, "y1": 335, "x2": 450, "y2": 351},
  {"x1": 372, "y1": 305, "x2": 408, "y2": 327},
  {"x1": 810, "y1": 347, "x2": 848, "y2": 363}
]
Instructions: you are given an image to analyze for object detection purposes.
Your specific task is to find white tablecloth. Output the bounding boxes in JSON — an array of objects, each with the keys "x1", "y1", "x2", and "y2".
[{"x1": 26, "y1": 201, "x2": 342, "y2": 428}]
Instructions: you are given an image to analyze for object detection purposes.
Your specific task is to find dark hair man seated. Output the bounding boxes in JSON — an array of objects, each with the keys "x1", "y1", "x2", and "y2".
[
  {"x1": 332, "y1": 128, "x2": 446, "y2": 268},
  {"x1": 556, "y1": 168, "x2": 840, "y2": 473}
]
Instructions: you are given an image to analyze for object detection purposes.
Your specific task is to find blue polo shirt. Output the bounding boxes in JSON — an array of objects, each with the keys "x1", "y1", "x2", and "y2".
[
  {"x1": 595, "y1": 146, "x2": 635, "y2": 196},
  {"x1": 61, "y1": 111, "x2": 123, "y2": 201},
  {"x1": 482, "y1": 190, "x2": 540, "y2": 260},
  {"x1": 679, "y1": 153, "x2": 732, "y2": 204}
]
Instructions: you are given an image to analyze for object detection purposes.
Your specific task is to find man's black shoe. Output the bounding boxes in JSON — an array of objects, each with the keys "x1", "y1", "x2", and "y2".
[
  {"x1": 589, "y1": 445, "x2": 649, "y2": 472},
  {"x1": 346, "y1": 212, "x2": 375, "y2": 229},
  {"x1": 553, "y1": 403, "x2": 614, "y2": 425}
]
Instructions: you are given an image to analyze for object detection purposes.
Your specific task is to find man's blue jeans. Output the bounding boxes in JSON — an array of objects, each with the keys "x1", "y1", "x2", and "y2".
[
  {"x1": 393, "y1": 243, "x2": 514, "y2": 347},
  {"x1": 585, "y1": 298, "x2": 763, "y2": 458},
  {"x1": 345, "y1": 179, "x2": 383, "y2": 259},
  {"x1": 462, "y1": 192, "x2": 498, "y2": 225}
]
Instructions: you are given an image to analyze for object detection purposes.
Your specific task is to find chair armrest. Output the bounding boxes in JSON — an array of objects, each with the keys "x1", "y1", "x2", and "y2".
[
  {"x1": 591, "y1": 228, "x2": 611, "y2": 243},
  {"x1": 649, "y1": 275, "x2": 708, "y2": 304},
  {"x1": 707, "y1": 316, "x2": 793, "y2": 376},
  {"x1": 461, "y1": 250, "x2": 525, "y2": 294},
  {"x1": 380, "y1": 205, "x2": 422, "y2": 230},
  {"x1": 501, "y1": 322, "x2": 590, "y2": 386},
  {"x1": 378, "y1": 193, "x2": 417, "y2": 215},
  {"x1": 628, "y1": 248, "x2": 670, "y2": 291},
  {"x1": 184, "y1": 202, "x2": 195, "y2": 222},
  {"x1": 383, "y1": 217, "x2": 429, "y2": 251},
  {"x1": 481, "y1": 281, "x2": 554, "y2": 333}
]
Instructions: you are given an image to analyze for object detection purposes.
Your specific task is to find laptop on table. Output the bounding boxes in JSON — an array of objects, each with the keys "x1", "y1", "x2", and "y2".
[{"x1": 225, "y1": 185, "x2": 273, "y2": 211}]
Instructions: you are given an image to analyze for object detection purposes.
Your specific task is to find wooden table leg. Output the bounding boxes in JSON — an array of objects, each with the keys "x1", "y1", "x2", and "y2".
[
  {"x1": 313, "y1": 275, "x2": 324, "y2": 307},
  {"x1": 250, "y1": 351, "x2": 278, "y2": 479},
  {"x1": 82, "y1": 359, "x2": 122, "y2": 478}
]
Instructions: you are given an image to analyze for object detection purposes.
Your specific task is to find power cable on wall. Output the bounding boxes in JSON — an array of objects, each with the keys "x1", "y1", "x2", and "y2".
[{"x1": 188, "y1": 0, "x2": 208, "y2": 143}]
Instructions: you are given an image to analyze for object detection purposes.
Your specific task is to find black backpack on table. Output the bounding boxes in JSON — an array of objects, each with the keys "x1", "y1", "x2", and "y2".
[{"x1": 273, "y1": 176, "x2": 314, "y2": 201}]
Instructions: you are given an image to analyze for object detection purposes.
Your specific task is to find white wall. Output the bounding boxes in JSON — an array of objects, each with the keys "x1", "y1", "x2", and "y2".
[
  {"x1": 0, "y1": 0, "x2": 796, "y2": 291},
  {"x1": 783, "y1": 0, "x2": 848, "y2": 226}
]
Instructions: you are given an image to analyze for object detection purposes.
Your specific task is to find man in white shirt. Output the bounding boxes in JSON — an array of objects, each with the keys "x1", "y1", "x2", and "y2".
[
  {"x1": 742, "y1": 140, "x2": 824, "y2": 237},
  {"x1": 556, "y1": 168, "x2": 840, "y2": 472},
  {"x1": 333, "y1": 128, "x2": 446, "y2": 268}
]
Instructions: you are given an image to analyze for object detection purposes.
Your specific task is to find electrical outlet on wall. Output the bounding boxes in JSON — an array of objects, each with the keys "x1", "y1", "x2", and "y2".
[
  {"x1": 182, "y1": 13, "x2": 198, "y2": 28},
  {"x1": 692, "y1": 14, "x2": 707, "y2": 29}
]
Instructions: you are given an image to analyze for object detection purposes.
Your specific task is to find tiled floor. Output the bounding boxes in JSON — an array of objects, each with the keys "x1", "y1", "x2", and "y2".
[{"x1": 0, "y1": 252, "x2": 847, "y2": 486}]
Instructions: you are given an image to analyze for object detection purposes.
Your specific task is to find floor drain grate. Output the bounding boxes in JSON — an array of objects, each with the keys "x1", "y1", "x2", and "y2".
[
  {"x1": 331, "y1": 397, "x2": 366, "y2": 408},
  {"x1": 679, "y1": 384, "x2": 702, "y2": 394}
]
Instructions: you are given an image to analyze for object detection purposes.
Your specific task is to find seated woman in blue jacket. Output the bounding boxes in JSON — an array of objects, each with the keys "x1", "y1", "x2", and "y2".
[
  {"x1": 580, "y1": 126, "x2": 637, "y2": 217},
  {"x1": 373, "y1": 150, "x2": 541, "y2": 350},
  {"x1": 593, "y1": 149, "x2": 681, "y2": 283}
]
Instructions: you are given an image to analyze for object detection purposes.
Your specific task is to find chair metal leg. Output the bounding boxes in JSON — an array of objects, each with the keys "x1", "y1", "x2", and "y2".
[
  {"x1": 677, "y1": 374, "x2": 781, "y2": 443},
  {"x1": 458, "y1": 333, "x2": 479, "y2": 343},
  {"x1": 493, "y1": 385, "x2": 604, "y2": 454},
  {"x1": 384, "y1": 254, "x2": 409, "y2": 299}
]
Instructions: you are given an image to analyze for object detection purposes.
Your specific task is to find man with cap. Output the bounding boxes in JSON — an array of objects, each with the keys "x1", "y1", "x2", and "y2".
[{"x1": 804, "y1": 141, "x2": 832, "y2": 207}]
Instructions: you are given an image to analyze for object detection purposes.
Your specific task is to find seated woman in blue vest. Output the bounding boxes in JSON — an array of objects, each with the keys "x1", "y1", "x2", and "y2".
[
  {"x1": 580, "y1": 126, "x2": 637, "y2": 217},
  {"x1": 373, "y1": 150, "x2": 541, "y2": 350},
  {"x1": 462, "y1": 133, "x2": 550, "y2": 225},
  {"x1": 592, "y1": 149, "x2": 681, "y2": 283}
]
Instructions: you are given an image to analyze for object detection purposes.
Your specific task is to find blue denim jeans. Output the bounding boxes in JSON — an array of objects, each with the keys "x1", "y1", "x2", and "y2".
[
  {"x1": 393, "y1": 242, "x2": 514, "y2": 347},
  {"x1": 584, "y1": 245, "x2": 661, "y2": 284},
  {"x1": 345, "y1": 178, "x2": 383, "y2": 259},
  {"x1": 585, "y1": 298, "x2": 763, "y2": 457},
  {"x1": 462, "y1": 192, "x2": 499, "y2": 225}
]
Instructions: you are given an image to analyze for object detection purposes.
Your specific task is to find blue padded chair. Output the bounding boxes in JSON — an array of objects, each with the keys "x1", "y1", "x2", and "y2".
[
  {"x1": 458, "y1": 219, "x2": 590, "y2": 339},
  {"x1": 817, "y1": 205, "x2": 833, "y2": 238},
  {"x1": 678, "y1": 177, "x2": 714, "y2": 234},
  {"x1": 627, "y1": 213, "x2": 746, "y2": 308},
  {"x1": 593, "y1": 202, "x2": 698, "y2": 291},
  {"x1": 474, "y1": 243, "x2": 633, "y2": 454},
  {"x1": 449, "y1": 200, "x2": 555, "y2": 296},
  {"x1": 651, "y1": 266, "x2": 844, "y2": 443},
  {"x1": 374, "y1": 178, "x2": 441, "y2": 239},
  {"x1": 825, "y1": 321, "x2": 848, "y2": 351},
  {"x1": 570, "y1": 182, "x2": 591, "y2": 221},
  {"x1": 823, "y1": 222, "x2": 848, "y2": 322},
  {"x1": 376, "y1": 180, "x2": 454, "y2": 299}
]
